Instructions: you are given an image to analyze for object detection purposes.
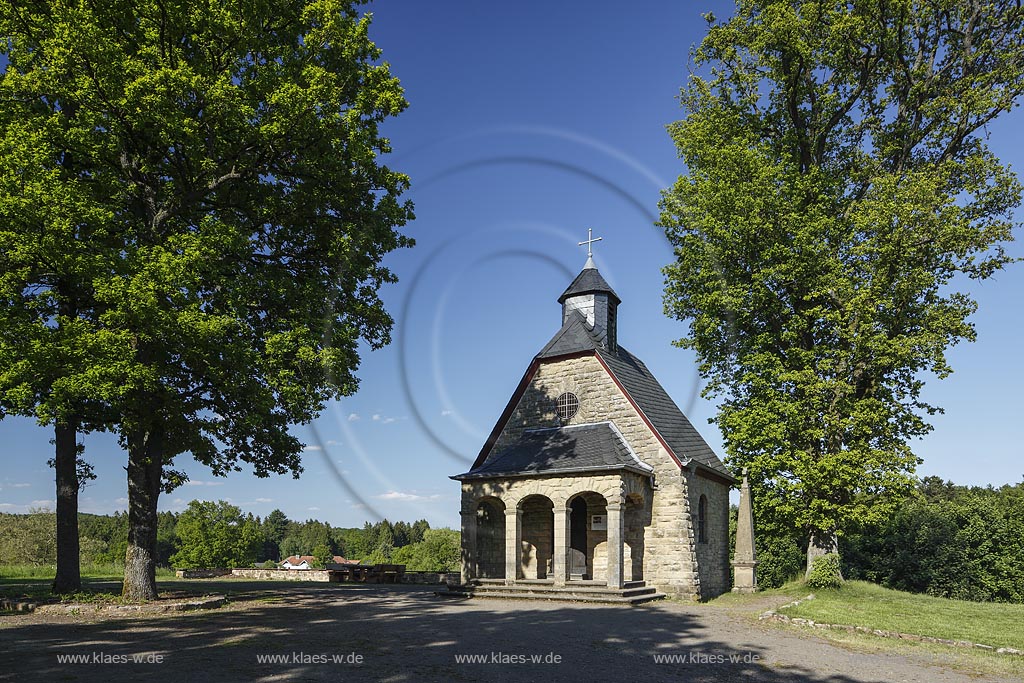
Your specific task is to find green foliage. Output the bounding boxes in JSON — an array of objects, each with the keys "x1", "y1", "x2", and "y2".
[
  {"x1": 391, "y1": 529, "x2": 460, "y2": 572},
  {"x1": 842, "y1": 478, "x2": 1024, "y2": 602},
  {"x1": 806, "y1": 553, "x2": 843, "y2": 589},
  {"x1": 0, "y1": 510, "x2": 57, "y2": 566},
  {"x1": 261, "y1": 510, "x2": 290, "y2": 561},
  {"x1": 754, "y1": 528, "x2": 806, "y2": 590},
  {"x1": 170, "y1": 500, "x2": 264, "y2": 569},
  {"x1": 311, "y1": 544, "x2": 333, "y2": 570},
  {"x1": 364, "y1": 521, "x2": 395, "y2": 565},
  {"x1": 0, "y1": 506, "x2": 438, "y2": 574},
  {"x1": 660, "y1": 0, "x2": 1024, "y2": 558}
]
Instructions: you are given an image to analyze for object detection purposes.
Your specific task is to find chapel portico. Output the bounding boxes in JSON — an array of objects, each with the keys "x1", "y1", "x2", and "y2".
[{"x1": 455, "y1": 449, "x2": 654, "y2": 589}]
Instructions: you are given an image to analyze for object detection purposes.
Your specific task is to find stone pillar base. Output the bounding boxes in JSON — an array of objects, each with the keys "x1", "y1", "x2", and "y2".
[{"x1": 732, "y1": 561, "x2": 757, "y2": 592}]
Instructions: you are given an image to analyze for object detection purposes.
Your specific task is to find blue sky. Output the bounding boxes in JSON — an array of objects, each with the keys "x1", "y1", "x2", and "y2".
[{"x1": 2, "y1": 1, "x2": 1022, "y2": 530}]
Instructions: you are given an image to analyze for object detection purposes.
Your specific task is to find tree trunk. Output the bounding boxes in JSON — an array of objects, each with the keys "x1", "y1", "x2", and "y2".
[
  {"x1": 123, "y1": 425, "x2": 164, "y2": 601},
  {"x1": 52, "y1": 420, "x2": 81, "y2": 594},
  {"x1": 805, "y1": 528, "x2": 841, "y2": 577}
]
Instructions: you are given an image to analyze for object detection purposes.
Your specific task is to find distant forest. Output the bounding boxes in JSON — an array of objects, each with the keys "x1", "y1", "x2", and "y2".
[{"x1": 0, "y1": 502, "x2": 459, "y2": 573}]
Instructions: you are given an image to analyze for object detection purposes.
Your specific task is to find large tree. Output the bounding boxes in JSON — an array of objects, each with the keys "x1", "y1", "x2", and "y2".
[
  {"x1": 660, "y1": 0, "x2": 1023, "y2": 573},
  {"x1": 1, "y1": 0, "x2": 412, "y2": 599},
  {"x1": 0, "y1": 75, "x2": 117, "y2": 593}
]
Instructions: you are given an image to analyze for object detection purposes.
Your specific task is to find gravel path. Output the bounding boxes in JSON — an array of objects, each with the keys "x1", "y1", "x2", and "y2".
[{"x1": 0, "y1": 582, "x2": 1016, "y2": 682}]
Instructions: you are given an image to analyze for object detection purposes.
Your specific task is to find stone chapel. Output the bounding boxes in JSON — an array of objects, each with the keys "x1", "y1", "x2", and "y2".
[{"x1": 451, "y1": 251, "x2": 738, "y2": 601}]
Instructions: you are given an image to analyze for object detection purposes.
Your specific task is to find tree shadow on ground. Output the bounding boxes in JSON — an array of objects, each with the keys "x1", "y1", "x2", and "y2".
[{"x1": 0, "y1": 581, "x2": 976, "y2": 683}]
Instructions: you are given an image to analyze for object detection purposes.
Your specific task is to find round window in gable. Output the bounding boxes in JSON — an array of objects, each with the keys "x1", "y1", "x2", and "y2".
[{"x1": 555, "y1": 392, "x2": 579, "y2": 421}]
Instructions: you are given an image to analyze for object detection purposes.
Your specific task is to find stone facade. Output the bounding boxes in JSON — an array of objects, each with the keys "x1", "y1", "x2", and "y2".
[
  {"x1": 459, "y1": 354, "x2": 731, "y2": 599},
  {"x1": 454, "y1": 260, "x2": 734, "y2": 600},
  {"x1": 468, "y1": 356, "x2": 733, "y2": 602}
]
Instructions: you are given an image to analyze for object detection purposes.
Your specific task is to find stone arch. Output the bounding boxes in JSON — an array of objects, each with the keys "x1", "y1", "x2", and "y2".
[
  {"x1": 622, "y1": 473, "x2": 650, "y2": 502},
  {"x1": 566, "y1": 490, "x2": 608, "y2": 581},
  {"x1": 518, "y1": 494, "x2": 554, "y2": 579},
  {"x1": 506, "y1": 480, "x2": 564, "y2": 510},
  {"x1": 475, "y1": 496, "x2": 506, "y2": 579}
]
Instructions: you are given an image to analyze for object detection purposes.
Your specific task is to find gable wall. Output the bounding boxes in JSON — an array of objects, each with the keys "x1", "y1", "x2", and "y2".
[{"x1": 484, "y1": 355, "x2": 707, "y2": 597}]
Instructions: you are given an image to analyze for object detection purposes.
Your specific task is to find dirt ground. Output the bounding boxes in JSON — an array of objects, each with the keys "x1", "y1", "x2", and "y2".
[{"x1": 0, "y1": 581, "x2": 1018, "y2": 682}]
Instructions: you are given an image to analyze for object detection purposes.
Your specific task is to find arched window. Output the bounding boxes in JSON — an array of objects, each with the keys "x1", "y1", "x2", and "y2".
[{"x1": 697, "y1": 495, "x2": 708, "y2": 544}]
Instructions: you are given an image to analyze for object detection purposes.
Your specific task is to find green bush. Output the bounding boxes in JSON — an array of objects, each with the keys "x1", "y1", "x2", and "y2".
[
  {"x1": 806, "y1": 553, "x2": 843, "y2": 589},
  {"x1": 754, "y1": 533, "x2": 805, "y2": 589},
  {"x1": 841, "y1": 478, "x2": 1024, "y2": 602}
]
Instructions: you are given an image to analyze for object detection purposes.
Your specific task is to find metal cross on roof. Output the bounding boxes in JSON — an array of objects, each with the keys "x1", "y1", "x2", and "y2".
[{"x1": 578, "y1": 228, "x2": 603, "y2": 258}]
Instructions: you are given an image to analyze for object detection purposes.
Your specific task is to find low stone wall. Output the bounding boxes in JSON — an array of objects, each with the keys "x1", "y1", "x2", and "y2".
[
  {"x1": 230, "y1": 568, "x2": 338, "y2": 582},
  {"x1": 399, "y1": 572, "x2": 460, "y2": 585},
  {"x1": 175, "y1": 569, "x2": 232, "y2": 579}
]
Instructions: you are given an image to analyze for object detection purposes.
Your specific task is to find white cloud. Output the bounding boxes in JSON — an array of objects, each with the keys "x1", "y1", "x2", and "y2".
[
  {"x1": 307, "y1": 506, "x2": 320, "y2": 511},
  {"x1": 303, "y1": 445, "x2": 322, "y2": 452},
  {"x1": 10, "y1": 483, "x2": 31, "y2": 488},
  {"x1": 347, "y1": 413, "x2": 360, "y2": 422},
  {"x1": 30, "y1": 499, "x2": 56, "y2": 510},
  {"x1": 327, "y1": 439, "x2": 340, "y2": 446},
  {"x1": 372, "y1": 414, "x2": 398, "y2": 424},
  {"x1": 0, "y1": 503, "x2": 15, "y2": 508},
  {"x1": 372, "y1": 414, "x2": 381, "y2": 421},
  {"x1": 441, "y1": 410, "x2": 453, "y2": 417},
  {"x1": 184, "y1": 480, "x2": 224, "y2": 487},
  {"x1": 255, "y1": 498, "x2": 273, "y2": 504},
  {"x1": 375, "y1": 491, "x2": 442, "y2": 502},
  {"x1": 115, "y1": 498, "x2": 129, "y2": 505}
]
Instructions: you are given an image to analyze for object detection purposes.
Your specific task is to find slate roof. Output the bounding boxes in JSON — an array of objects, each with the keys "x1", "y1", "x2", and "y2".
[
  {"x1": 454, "y1": 422, "x2": 653, "y2": 480},
  {"x1": 596, "y1": 346, "x2": 733, "y2": 479},
  {"x1": 536, "y1": 311, "x2": 602, "y2": 359},
  {"x1": 558, "y1": 266, "x2": 621, "y2": 304}
]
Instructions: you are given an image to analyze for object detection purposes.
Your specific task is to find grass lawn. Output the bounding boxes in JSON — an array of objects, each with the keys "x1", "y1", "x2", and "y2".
[
  {"x1": 0, "y1": 563, "x2": 176, "y2": 582},
  {"x1": 782, "y1": 580, "x2": 1024, "y2": 650},
  {"x1": 718, "y1": 579, "x2": 1024, "y2": 651},
  {"x1": 0, "y1": 563, "x2": 177, "y2": 601}
]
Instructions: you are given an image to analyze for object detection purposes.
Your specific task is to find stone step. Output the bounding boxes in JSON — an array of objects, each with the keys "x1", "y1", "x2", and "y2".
[
  {"x1": 438, "y1": 583, "x2": 666, "y2": 605},
  {"x1": 469, "y1": 579, "x2": 648, "y2": 590},
  {"x1": 440, "y1": 589, "x2": 666, "y2": 605},
  {"x1": 464, "y1": 584, "x2": 657, "y2": 599}
]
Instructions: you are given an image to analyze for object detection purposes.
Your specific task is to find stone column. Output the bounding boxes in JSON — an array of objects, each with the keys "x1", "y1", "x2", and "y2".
[
  {"x1": 460, "y1": 505, "x2": 477, "y2": 585},
  {"x1": 504, "y1": 507, "x2": 521, "y2": 584},
  {"x1": 732, "y1": 469, "x2": 758, "y2": 593},
  {"x1": 552, "y1": 505, "x2": 568, "y2": 587},
  {"x1": 606, "y1": 501, "x2": 624, "y2": 588}
]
